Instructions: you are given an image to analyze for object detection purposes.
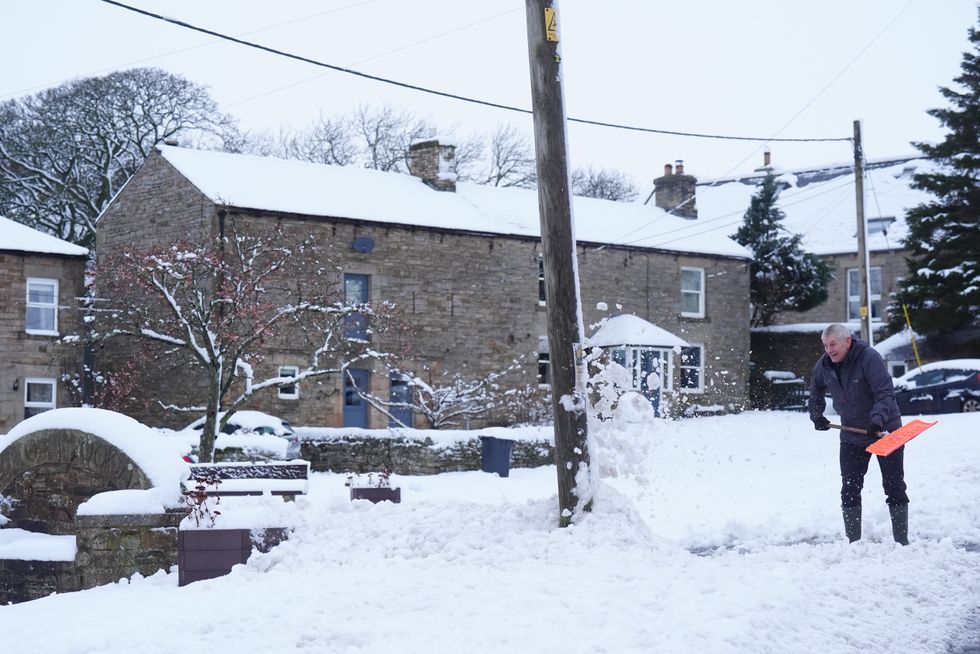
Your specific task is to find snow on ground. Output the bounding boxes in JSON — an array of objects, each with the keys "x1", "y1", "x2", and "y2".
[{"x1": 2, "y1": 410, "x2": 980, "y2": 653}]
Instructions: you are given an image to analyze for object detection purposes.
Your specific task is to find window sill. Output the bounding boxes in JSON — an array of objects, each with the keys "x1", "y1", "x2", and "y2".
[{"x1": 25, "y1": 330, "x2": 59, "y2": 337}]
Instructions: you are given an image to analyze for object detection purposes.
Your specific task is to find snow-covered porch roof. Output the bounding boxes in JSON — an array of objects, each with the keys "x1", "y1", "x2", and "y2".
[{"x1": 588, "y1": 314, "x2": 689, "y2": 348}]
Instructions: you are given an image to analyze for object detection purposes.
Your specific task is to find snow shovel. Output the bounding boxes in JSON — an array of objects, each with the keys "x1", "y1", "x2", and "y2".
[{"x1": 829, "y1": 419, "x2": 939, "y2": 456}]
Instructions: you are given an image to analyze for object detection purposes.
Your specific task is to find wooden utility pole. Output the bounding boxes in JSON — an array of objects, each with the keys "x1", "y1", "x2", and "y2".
[
  {"x1": 853, "y1": 120, "x2": 873, "y2": 345},
  {"x1": 524, "y1": 0, "x2": 592, "y2": 527}
]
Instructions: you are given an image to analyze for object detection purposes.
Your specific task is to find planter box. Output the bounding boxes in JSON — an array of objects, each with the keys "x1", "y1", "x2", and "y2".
[
  {"x1": 177, "y1": 527, "x2": 289, "y2": 586},
  {"x1": 479, "y1": 436, "x2": 514, "y2": 477},
  {"x1": 349, "y1": 487, "x2": 401, "y2": 504}
]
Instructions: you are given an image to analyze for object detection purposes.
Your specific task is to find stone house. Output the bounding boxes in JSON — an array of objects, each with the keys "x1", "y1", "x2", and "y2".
[
  {"x1": 696, "y1": 155, "x2": 938, "y2": 382},
  {"x1": 95, "y1": 142, "x2": 752, "y2": 430},
  {"x1": 0, "y1": 216, "x2": 88, "y2": 432}
]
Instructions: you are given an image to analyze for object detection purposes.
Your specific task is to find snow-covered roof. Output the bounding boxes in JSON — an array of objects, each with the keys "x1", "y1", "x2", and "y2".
[
  {"x1": 589, "y1": 314, "x2": 689, "y2": 348},
  {"x1": 0, "y1": 215, "x2": 88, "y2": 257},
  {"x1": 696, "y1": 157, "x2": 936, "y2": 256},
  {"x1": 156, "y1": 145, "x2": 751, "y2": 260}
]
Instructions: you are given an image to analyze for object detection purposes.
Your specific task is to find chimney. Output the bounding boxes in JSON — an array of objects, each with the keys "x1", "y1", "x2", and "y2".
[
  {"x1": 409, "y1": 138, "x2": 457, "y2": 192},
  {"x1": 653, "y1": 159, "x2": 697, "y2": 219},
  {"x1": 763, "y1": 150, "x2": 771, "y2": 167}
]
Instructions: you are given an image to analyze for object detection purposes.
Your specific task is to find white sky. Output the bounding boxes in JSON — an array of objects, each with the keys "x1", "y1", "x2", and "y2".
[
  {"x1": 2, "y1": 410, "x2": 980, "y2": 651},
  {"x1": 2, "y1": 0, "x2": 977, "y2": 189}
]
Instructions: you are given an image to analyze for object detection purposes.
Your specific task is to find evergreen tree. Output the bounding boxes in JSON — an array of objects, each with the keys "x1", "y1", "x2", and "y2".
[
  {"x1": 732, "y1": 174, "x2": 830, "y2": 327},
  {"x1": 892, "y1": 11, "x2": 980, "y2": 335}
]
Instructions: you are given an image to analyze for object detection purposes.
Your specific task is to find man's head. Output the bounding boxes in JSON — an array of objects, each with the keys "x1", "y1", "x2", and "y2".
[{"x1": 821, "y1": 323, "x2": 853, "y2": 364}]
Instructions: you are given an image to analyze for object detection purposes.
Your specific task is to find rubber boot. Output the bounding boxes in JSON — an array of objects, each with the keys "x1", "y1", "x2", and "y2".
[
  {"x1": 842, "y1": 505, "x2": 861, "y2": 543},
  {"x1": 889, "y1": 504, "x2": 909, "y2": 546}
]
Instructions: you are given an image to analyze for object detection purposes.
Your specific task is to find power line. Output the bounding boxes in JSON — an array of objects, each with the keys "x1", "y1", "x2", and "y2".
[{"x1": 97, "y1": 0, "x2": 850, "y2": 144}]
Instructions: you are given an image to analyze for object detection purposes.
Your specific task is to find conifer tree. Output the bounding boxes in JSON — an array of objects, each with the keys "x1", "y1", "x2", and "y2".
[
  {"x1": 892, "y1": 11, "x2": 980, "y2": 334},
  {"x1": 733, "y1": 174, "x2": 830, "y2": 327}
]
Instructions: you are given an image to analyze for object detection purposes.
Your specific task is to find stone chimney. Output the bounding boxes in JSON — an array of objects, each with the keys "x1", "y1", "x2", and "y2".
[
  {"x1": 754, "y1": 149, "x2": 773, "y2": 173},
  {"x1": 409, "y1": 138, "x2": 457, "y2": 192},
  {"x1": 653, "y1": 159, "x2": 697, "y2": 219}
]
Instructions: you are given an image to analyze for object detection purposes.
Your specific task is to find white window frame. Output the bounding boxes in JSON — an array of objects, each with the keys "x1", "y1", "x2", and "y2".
[
  {"x1": 846, "y1": 267, "x2": 882, "y2": 323},
  {"x1": 537, "y1": 336, "x2": 551, "y2": 387},
  {"x1": 278, "y1": 365, "x2": 300, "y2": 400},
  {"x1": 24, "y1": 377, "x2": 57, "y2": 417},
  {"x1": 680, "y1": 267, "x2": 705, "y2": 318},
  {"x1": 26, "y1": 278, "x2": 59, "y2": 336},
  {"x1": 679, "y1": 344, "x2": 705, "y2": 393}
]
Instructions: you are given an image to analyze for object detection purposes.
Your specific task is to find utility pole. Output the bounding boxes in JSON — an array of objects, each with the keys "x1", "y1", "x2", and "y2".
[
  {"x1": 524, "y1": 0, "x2": 592, "y2": 527},
  {"x1": 853, "y1": 120, "x2": 873, "y2": 345}
]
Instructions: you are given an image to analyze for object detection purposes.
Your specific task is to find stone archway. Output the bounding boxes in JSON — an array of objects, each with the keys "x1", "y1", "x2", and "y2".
[{"x1": 0, "y1": 429, "x2": 152, "y2": 535}]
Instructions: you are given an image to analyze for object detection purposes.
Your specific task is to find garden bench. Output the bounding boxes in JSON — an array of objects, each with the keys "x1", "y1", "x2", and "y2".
[{"x1": 182, "y1": 461, "x2": 310, "y2": 501}]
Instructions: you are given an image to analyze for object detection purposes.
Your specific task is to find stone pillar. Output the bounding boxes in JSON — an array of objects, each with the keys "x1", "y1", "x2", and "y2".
[{"x1": 75, "y1": 511, "x2": 184, "y2": 590}]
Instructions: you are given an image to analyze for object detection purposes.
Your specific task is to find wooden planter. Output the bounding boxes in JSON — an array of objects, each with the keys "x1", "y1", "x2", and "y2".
[
  {"x1": 177, "y1": 527, "x2": 290, "y2": 586},
  {"x1": 350, "y1": 487, "x2": 401, "y2": 503}
]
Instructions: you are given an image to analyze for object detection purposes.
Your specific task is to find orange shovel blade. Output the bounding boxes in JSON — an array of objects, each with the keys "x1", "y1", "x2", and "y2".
[{"x1": 866, "y1": 419, "x2": 939, "y2": 456}]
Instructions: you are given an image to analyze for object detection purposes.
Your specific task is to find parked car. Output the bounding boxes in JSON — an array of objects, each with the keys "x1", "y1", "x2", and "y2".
[
  {"x1": 181, "y1": 410, "x2": 301, "y2": 460},
  {"x1": 892, "y1": 359, "x2": 980, "y2": 415}
]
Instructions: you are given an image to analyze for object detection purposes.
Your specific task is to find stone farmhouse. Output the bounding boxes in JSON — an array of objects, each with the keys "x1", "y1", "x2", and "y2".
[
  {"x1": 0, "y1": 216, "x2": 88, "y2": 432},
  {"x1": 95, "y1": 141, "x2": 752, "y2": 430},
  {"x1": 695, "y1": 155, "x2": 937, "y2": 380}
]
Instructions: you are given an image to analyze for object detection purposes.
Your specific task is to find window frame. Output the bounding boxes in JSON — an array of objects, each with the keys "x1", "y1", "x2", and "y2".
[
  {"x1": 846, "y1": 267, "x2": 882, "y2": 323},
  {"x1": 277, "y1": 365, "x2": 300, "y2": 400},
  {"x1": 537, "y1": 336, "x2": 551, "y2": 387},
  {"x1": 537, "y1": 254, "x2": 547, "y2": 306},
  {"x1": 24, "y1": 377, "x2": 57, "y2": 418},
  {"x1": 26, "y1": 277, "x2": 59, "y2": 336},
  {"x1": 680, "y1": 267, "x2": 705, "y2": 318},
  {"x1": 679, "y1": 344, "x2": 705, "y2": 393},
  {"x1": 344, "y1": 273, "x2": 371, "y2": 341}
]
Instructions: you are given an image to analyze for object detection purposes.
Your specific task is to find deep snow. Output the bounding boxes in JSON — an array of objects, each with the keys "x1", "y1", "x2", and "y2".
[{"x1": 2, "y1": 410, "x2": 980, "y2": 653}]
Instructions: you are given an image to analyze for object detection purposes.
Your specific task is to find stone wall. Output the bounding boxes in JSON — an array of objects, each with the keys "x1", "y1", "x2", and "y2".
[
  {"x1": 300, "y1": 435, "x2": 554, "y2": 474},
  {"x1": 75, "y1": 511, "x2": 183, "y2": 590},
  {"x1": 0, "y1": 558, "x2": 77, "y2": 604},
  {"x1": 0, "y1": 251, "x2": 87, "y2": 433}
]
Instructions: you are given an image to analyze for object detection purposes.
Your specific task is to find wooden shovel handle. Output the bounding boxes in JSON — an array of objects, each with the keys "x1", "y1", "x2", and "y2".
[{"x1": 829, "y1": 423, "x2": 868, "y2": 435}]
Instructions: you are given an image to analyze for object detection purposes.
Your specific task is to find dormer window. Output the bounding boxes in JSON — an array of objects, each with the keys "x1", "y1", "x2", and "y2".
[{"x1": 865, "y1": 217, "x2": 896, "y2": 236}]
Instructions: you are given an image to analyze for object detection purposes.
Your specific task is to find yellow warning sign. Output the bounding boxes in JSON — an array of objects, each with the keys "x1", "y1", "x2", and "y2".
[{"x1": 545, "y1": 7, "x2": 559, "y2": 42}]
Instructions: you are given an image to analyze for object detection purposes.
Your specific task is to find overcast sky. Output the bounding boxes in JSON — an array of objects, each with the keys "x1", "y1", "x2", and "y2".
[{"x1": 2, "y1": 0, "x2": 977, "y2": 190}]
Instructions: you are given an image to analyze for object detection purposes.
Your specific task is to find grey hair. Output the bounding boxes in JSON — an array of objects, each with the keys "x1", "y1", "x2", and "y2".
[{"x1": 821, "y1": 323, "x2": 852, "y2": 340}]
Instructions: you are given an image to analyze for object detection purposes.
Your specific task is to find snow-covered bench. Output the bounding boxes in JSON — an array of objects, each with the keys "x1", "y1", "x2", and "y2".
[{"x1": 183, "y1": 462, "x2": 310, "y2": 501}]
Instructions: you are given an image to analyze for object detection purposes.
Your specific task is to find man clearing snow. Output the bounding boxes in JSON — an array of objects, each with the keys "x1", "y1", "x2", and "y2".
[{"x1": 808, "y1": 323, "x2": 910, "y2": 545}]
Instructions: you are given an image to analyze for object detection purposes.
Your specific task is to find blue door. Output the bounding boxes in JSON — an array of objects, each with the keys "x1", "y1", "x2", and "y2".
[{"x1": 344, "y1": 369, "x2": 370, "y2": 428}]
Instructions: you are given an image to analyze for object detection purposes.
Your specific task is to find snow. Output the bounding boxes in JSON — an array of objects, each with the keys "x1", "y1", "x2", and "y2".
[
  {"x1": 2, "y1": 410, "x2": 980, "y2": 652},
  {"x1": 0, "y1": 529, "x2": 75, "y2": 561},
  {"x1": 0, "y1": 215, "x2": 88, "y2": 257},
  {"x1": 874, "y1": 327, "x2": 922, "y2": 358},
  {"x1": 589, "y1": 313, "x2": 689, "y2": 347},
  {"x1": 1, "y1": 408, "x2": 189, "y2": 504},
  {"x1": 157, "y1": 145, "x2": 752, "y2": 259},
  {"x1": 697, "y1": 158, "x2": 938, "y2": 256},
  {"x1": 76, "y1": 489, "x2": 173, "y2": 517}
]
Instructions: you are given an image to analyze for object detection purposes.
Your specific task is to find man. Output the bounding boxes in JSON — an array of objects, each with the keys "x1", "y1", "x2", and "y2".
[{"x1": 808, "y1": 323, "x2": 909, "y2": 545}]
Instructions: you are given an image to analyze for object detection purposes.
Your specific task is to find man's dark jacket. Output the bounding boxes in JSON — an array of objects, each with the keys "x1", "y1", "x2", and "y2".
[{"x1": 808, "y1": 336, "x2": 902, "y2": 446}]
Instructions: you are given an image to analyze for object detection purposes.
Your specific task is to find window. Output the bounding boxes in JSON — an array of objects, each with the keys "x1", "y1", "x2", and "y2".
[
  {"x1": 679, "y1": 345, "x2": 704, "y2": 392},
  {"x1": 888, "y1": 361, "x2": 907, "y2": 378},
  {"x1": 278, "y1": 365, "x2": 299, "y2": 399},
  {"x1": 344, "y1": 273, "x2": 370, "y2": 340},
  {"x1": 866, "y1": 217, "x2": 896, "y2": 235},
  {"x1": 537, "y1": 336, "x2": 551, "y2": 386},
  {"x1": 538, "y1": 255, "x2": 547, "y2": 306},
  {"x1": 680, "y1": 267, "x2": 705, "y2": 318},
  {"x1": 847, "y1": 267, "x2": 882, "y2": 322},
  {"x1": 26, "y1": 278, "x2": 59, "y2": 335},
  {"x1": 24, "y1": 378, "x2": 56, "y2": 418}
]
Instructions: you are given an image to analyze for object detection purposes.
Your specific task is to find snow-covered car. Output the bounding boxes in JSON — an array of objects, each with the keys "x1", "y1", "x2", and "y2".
[
  {"x1": 892, "y1": 359, "x2": 980, "y2": 415},
  {"x1": 180, "y1": 410, "x2": 301, "y2": 460}
]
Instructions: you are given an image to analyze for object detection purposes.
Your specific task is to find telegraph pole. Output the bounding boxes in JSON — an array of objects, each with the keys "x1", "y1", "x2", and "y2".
[
  {"x1": 853, "y1": 120, "x2": 873, "y2": 345},
  {"x1": 525, "y1": 0, "x2": 592, "y2": 527}
]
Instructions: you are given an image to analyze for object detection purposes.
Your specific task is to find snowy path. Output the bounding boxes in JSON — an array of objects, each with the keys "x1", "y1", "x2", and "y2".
[{"x1": 2, "y1": 411, "x2": 980, "y2": 653}]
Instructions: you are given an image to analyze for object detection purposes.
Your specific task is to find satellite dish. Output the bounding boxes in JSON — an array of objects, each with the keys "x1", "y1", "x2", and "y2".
[{"x1": 351, "y1": 236, "x2": 375, "y2": 254}]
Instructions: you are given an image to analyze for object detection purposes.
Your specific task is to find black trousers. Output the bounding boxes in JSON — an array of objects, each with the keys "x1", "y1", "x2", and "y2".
[{"x1": 840, "y1": 441, "x2": 909, "y2": 507}]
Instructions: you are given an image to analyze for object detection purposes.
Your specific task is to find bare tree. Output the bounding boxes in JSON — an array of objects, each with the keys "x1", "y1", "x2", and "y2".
[
  {"x1": 571, "y1": 166, "x2": 638, "y2": 201},
  {"x1": 351, "y1": 104, "x2": 434, "y2": 172},
  {"x1": 89, "y1": 223, "x2": 400, "y2": 461},
  {"x1": 0, "y1": 68, "x2": 237, "y2": 248},
  {"x1": 471, "y1": 124, "x2": 537, "y2": 188}
]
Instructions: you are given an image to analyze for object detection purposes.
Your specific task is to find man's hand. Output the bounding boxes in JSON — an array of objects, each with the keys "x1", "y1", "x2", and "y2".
[
  {"x1": 867, "y1": 422, "x2": 884, "y2": 439},
  {"x1": 813, "y1": 416, "x2": 831, "y2": 431}
]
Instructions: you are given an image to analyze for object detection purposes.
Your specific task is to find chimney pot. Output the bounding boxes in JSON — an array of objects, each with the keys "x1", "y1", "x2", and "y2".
[
  {"x1": 664, "y1": 163, "x2": 673, "y2": 176},
  {"x1": 764, "y1": 150, "x2": 771, "y2": 167},
  {"x1": 675, "y1": 160, "x2": 685, "y2": 175}
]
